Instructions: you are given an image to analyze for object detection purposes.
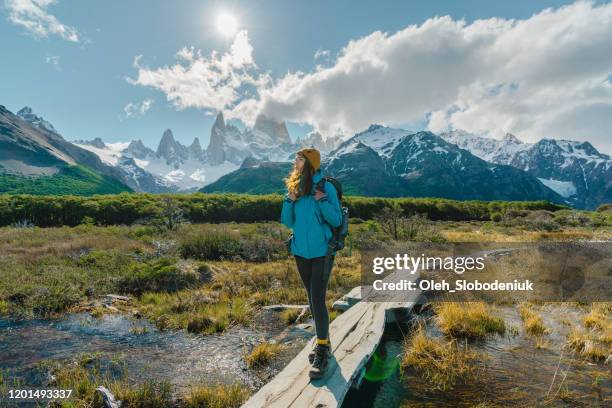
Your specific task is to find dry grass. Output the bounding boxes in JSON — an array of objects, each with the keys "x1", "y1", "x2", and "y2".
[
  {"x1": 567, "y1": 328, "x2": 610, "y2": 361},
  {"x1": 583, "y1": 302, "x2": 611, "y2": 331},
  {"x1": 567, "y1": 302, "x2": 611, "y2": 362},
  {"x1": 245, "y1": 342, "x2": 282, "y2": 368},
  {"x1": 518, "y1": 303, "x2": 547, "y2": 336},
  {"x1": 184, "y1": 383, "x2": 250, "y2": 408},
  {"x1": 401, "y1": 327, "x2": 481, "y2": 391},
  {"x1": 434, "y1": 302, "x2": 505, "y2": 339},
  {"x1": 280, "y1": 308, "x2": 301, "y2": 325}
]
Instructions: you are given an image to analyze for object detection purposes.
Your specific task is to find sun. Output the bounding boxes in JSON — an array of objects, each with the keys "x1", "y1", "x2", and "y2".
[{"x1": 216, "y1": 12, "x2": 239, "y2": 37}]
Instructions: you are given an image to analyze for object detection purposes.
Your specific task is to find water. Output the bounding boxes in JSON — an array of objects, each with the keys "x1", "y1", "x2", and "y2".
[
  {"x1": 0, "y1": 312, "x2": 308, "y2": 396},
  {"x1": 344, "y1": 305, "x2": 611, "y2": 408}
]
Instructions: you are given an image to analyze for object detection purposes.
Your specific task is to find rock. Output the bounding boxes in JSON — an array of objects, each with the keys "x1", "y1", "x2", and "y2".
[
  {"x1": 104, "y1": 294, "x2": 130, "y2": 302},
  {"x1": 95, "y1": 386, "x2": 122, "y2": 408}
]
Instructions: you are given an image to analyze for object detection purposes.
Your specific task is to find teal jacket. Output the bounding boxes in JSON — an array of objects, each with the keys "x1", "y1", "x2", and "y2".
[{"x1": 281, "y1": 171, "x2": 342, "y2": 259}]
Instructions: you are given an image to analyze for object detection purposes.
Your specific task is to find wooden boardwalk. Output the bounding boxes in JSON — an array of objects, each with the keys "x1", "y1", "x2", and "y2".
[{"x1": 242, "y1": 270, "x2": 420, "y2": 408}]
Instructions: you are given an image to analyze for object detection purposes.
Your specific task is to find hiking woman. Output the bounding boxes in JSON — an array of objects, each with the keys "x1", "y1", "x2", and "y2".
[{"x1": 281, "y1": 148, "x2": 342, "y2": 380}]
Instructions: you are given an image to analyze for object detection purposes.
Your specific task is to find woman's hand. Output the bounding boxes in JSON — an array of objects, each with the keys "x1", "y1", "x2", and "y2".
[
  {"x1": 314, "y1": 190, "x2": 326, "y2": 201},
  {"x1": 288, "y1": 191, "x2": 298, "y2": 201}
]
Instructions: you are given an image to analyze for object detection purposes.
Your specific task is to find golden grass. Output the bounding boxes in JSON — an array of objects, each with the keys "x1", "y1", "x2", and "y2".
[
  {"x1": 567, "y1": 328, "x2": 610, "y2": 361},
  {"x1": 434, "y1": 302, "x2": 505, "y2": 339},
  {"x1": 401, "y1": 327, "x2": 481, "y2": 392},
  {"x1": 583, "y1": 302, "x2": 611, "y2": 331},
  {"x1": 184, "y1": 383, "x2": 250, "y2": 408},
  {"x1": 245, "y1": 342, "x2": 282, "y2": 369},
  {"x1": 280, "y1": 308, "x2": 301, "y2": 325},
  {"x1": 518, "y1": 304, "x2": 547, "y2": 336}
]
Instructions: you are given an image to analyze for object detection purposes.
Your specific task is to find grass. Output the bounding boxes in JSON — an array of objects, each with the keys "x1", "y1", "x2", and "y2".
[
  {"x1": 583, "y1": 302, "x2": 611, "y2": 331},
  {"x1": 518, "y1": 303, "x2": 547, "y2": 336},
  {"x1": 32, "y1": 353, "x2": 250, "y2": 408},
  {"x1": 434, "y1": 302, "x2": 506, "y2": 339},
  {"x1": 567, "y1": 302, "x2": 611, "y2": 362},
  {"x1": 567, "y1": 329, "x2": 610, "y2": 361},
  {"x1": 280, "y1": 308, "x2": 301, "y2": 325},
  {"x1": 401, "y1": 327, "x2": 481, "y2": 392},
  {"x1": 184, "y1": 383, "x2": 250, "y2": 408},
  {"x1": 245, "y1": 342, "x2": 282, "y2": 368}
]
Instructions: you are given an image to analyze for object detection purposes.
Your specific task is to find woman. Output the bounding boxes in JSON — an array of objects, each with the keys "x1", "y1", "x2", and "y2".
[{"x1": 281, "y1": 148, "x2": 342, "y2": 380}]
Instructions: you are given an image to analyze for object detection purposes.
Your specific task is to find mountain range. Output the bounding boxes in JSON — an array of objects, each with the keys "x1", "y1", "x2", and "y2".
[
  {"x1": 440, "y1": 130, "x2": 611, "y2": 209},
  {"x1": 0, "y1": 104, "x2": 609, "y2": 209},
  {"x1": 205, "y1": 125, "x2": 567, "y2": 205}
]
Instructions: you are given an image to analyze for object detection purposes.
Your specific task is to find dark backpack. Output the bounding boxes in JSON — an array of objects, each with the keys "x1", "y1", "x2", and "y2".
[{"x1": 315, "y1": 176, "x2": 349, "y2": 251}]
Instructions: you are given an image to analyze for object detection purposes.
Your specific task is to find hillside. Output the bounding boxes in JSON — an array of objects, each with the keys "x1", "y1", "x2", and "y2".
[{"x1": 0, "y1": 105, "x2": 131, "y2": 195}]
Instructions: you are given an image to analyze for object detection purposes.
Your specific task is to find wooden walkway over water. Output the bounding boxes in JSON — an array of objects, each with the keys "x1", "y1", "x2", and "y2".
[{"x1": 242, "y1": 270, "x2": 420, "y2": 408}]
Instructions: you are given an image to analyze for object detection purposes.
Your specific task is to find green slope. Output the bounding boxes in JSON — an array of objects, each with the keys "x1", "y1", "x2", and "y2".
[
  {"x1": 0, "y1": 165, "x2": 131, "y2": 195},
  {"x1": 201, "y1": 162, "x2": 292, "y2": 194}
]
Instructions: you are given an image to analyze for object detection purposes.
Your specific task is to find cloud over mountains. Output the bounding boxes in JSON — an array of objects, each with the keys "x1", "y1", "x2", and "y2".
[{"x1": 129, "y1": 1, "x2": 612, "y2": 152}]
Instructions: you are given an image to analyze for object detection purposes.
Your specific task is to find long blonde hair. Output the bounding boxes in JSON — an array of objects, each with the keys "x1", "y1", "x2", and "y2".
[{"x1": 285, "y1": 154, "x2": 314, "y2": 198}]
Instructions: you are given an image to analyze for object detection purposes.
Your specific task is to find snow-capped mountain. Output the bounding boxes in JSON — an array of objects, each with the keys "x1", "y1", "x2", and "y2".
[
  {"x1": 75, "y1": 112, "x2": 337, "y2": 192},
  {"x1": 323, "y1": 125, "x2": 564, "y2": 202},
  {"x1": 440, "y1": 130, "x2": 611, "y2": 209}
]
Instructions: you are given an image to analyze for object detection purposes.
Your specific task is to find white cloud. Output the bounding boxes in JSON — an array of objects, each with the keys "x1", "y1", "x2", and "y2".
[
  {"x1": 314, "y1": 48, "x2": 330, "y2": 60},
  {"x1": 128, "y1": 30, "x2": 261, "y2": 113},
  {"x1": 5, "y1": 0, "x2": 81, "y2": 42},
  {"x1": 128, "y1": 1, "x2": 612, "y2": 152},
  {"x1": 123, "y1": 99, "x2": 153, "y2": 118},
  {"x1": 45, "y1": 54, "x2": 60, "y2": 69}
]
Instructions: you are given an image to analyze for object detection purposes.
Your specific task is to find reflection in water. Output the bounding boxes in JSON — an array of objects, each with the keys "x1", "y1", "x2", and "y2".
[
  {"x1": 344, "y1": 305, "x2": 610, "y2": 408},
  {"x1": 0, "y1": 312, "x2": 301, "y2": 394}
]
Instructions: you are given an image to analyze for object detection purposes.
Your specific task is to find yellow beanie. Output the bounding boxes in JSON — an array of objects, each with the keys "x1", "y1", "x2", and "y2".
[{"x1": 298, "y1": 148, "x2": 321, "y2": 171}]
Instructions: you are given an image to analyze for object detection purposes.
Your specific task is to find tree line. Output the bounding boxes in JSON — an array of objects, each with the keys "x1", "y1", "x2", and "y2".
[{"x1": 0, "y1": 193, "x2": 566, "y2": 227}]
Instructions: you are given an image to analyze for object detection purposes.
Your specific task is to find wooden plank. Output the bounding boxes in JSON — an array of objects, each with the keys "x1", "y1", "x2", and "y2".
[
  {"x1": 242, "y1": 301, "x2": 371, "y2": 408},
  {"x1": 242, "y1": 269, "x2": 420, "y2": 408}
]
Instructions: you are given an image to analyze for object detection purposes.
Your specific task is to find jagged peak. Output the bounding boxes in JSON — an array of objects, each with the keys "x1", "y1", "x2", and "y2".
[
  {"x1": 161, "y1": 129, "x2": 175, "y2": 141},
  {"x1": 17, "y1": 106, "x2": 33, "y2": 115},
  {"x1": 128, "y1": 139, "x2": 146, "y2": 148},
  {"x1": 253, "y1": 113, "x2": 290, "y2": 142},
  {"x1": 213, "y1": 112, "x2": 226, "y2": 130},
  {"x1": 502, "y1": 133, "x2": 522, "y2": 144}
]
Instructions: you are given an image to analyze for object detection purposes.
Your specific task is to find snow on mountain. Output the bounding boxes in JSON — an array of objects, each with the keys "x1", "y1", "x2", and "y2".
[
  {"x1": 537, "y1": 178, "x2": 577, "y2": 198},
  {"x1": 75, "y1": 141, "x2": 130, "y2": 166},
  {"x1": 439, "y1": 130, "x2": 611, "y2": 209}
]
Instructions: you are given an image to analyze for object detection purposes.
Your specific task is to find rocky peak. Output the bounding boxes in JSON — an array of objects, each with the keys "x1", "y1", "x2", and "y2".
[
  {"x1": 125, "y1": 139, "x2": 155, "y2": 159},
  {"x1": 253, "y1": 114, "x2": 291, "y2": 144},
  {"x1": 189, "y1": 137, "x2": 205, "y2": 161},
  {"x1": 213, "y1": 112, "x2": 226, "y2": 131},
  {"x1": 156, "y1": 129, "x2": 188, "y2": 165},
  {"x1": 16, "y1": 106, "x2": 57, "y2": 133},
  {"x1": 207, "y1": 113, "x2": 229, "y2": 165},
  {"x1": 502, "y1": 133, "x2": 522, "y2": 144}
]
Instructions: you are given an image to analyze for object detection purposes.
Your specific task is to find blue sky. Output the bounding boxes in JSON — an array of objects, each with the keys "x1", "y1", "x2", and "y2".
[{"x1": 1, "y1": 0, "x2": 611, "y2": 153}]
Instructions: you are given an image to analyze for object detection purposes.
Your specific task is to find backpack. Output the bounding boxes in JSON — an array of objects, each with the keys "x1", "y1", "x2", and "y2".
[{"x1": 315, "y1": 176, "x2": 349, "y2": 251}]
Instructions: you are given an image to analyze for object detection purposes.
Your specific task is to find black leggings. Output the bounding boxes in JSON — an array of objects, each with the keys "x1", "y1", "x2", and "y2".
[{"x1": 294, "y1": 255, "x2": 334, "y2": 341}]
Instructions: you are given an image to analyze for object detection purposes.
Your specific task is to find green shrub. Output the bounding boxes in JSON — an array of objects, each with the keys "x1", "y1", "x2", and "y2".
[
  {"x1": 180, "y1": 230, "x2": 241, "y2": 260},
  {"x1": 0, "y1": 193, "x2": 566, "y2": 227},
  {"x1": 119, "y1": 258, "x2": 199, "y2": 295}
]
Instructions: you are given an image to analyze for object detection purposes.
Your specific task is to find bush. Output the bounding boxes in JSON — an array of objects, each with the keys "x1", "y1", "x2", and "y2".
[
  {"x1": 119, "y1": 258, "x2": 200, "y2": 295},
  {"x1": 179, "y1": 230, "x2": 241, "y2": 260},
  {"x1": 0, "y1": 193, "x2": 566, "y2": 227}
]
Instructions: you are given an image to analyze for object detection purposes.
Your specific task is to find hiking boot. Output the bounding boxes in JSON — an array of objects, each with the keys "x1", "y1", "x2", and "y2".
[
  {"x1": 309, "y1": 344, "x2": 331, "y2": 380},
  {"x1": 308, "y1": 340, "x2": 331, "y2": 364}
]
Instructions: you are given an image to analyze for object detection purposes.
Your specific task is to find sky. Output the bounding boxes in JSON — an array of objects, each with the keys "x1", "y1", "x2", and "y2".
[{"x1": 1, "y1": 0, "x2": 611, "y2": 153}]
